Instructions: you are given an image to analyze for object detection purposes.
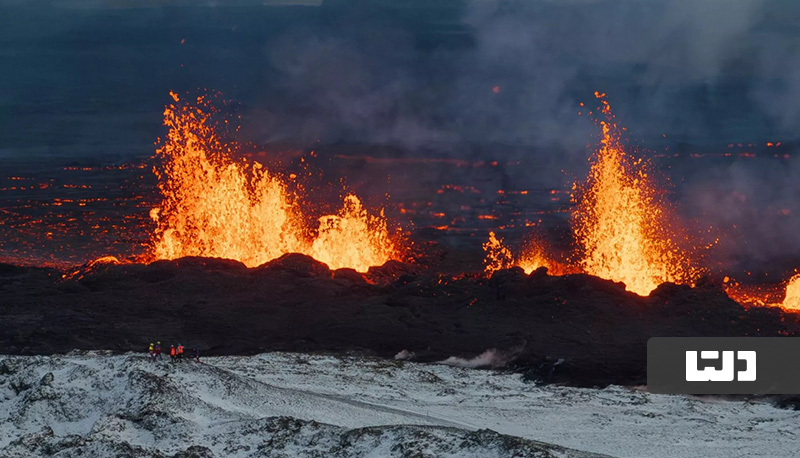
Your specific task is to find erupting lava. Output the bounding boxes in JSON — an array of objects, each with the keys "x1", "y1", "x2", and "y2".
[
  {"x1": 309, "y1": 195, "x2": 395, "y2": 272},
  {"x1": 483, "y1": 231, "x2": 515, "y2": 273},
  {"x1": 484, "y1": 93, "x2": 699, "y2": 296},
  {"x1": 572, "y1": 94, "x2": 698, "y2": 295},
  {"x1": 483, "y1": 231, "x2": 550, "y2": 275},
  {"x1": 149, "y1": 93, "x2": 399, "y2": 272},
  {"x1": 725, "y1": 273, "x2": 800, "y2": 312},
  {"x1": 782, "y1": 274, "x2": 800, "y2": 311}
]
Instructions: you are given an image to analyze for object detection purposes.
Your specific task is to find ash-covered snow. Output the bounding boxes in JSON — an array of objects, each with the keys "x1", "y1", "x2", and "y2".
[{"x1": 0, "y1": 352, "x2": 797, "y2": 458}]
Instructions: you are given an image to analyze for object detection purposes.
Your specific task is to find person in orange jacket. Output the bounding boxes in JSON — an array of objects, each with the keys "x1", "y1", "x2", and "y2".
[
  {"x1": 177, "y1": 343, "x2": 184, "y2": 362},
  {"x1": 170, "y1": 345, "x2": 176, "y2": 363}
]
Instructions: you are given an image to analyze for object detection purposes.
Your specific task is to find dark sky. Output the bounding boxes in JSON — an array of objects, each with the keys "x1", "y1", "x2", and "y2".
[{"x1": 2, "y1": 0, "x2": 800, "y2": 161}]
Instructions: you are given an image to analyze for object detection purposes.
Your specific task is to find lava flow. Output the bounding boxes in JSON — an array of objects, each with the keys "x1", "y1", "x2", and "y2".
[
  {"x1": 148, "y1": 92, "x2": 399, "y2": 272},
  {"x1": 726, "y1": 274, "x2": 800, "y2": 312}
]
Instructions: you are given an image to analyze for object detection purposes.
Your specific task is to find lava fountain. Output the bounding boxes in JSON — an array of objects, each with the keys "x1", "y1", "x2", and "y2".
[
  {"x1": 483, "y1": 231, "x2": 552, "y2": 275},
  {"x1": 572, "y1": 93, "x2": 698, "y2": 295},
  {"x1": 149, "y1": 92, "x2": 399, "y2": 272},
  {"x1": 484, "y1": 93, "x2": 699, "y2": 295},
  {"x1": 483, "y1": 231, "x2": 516, "y2": 274}
]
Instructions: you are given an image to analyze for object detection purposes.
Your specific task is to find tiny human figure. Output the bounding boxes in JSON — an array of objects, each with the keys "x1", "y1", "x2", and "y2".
[
  {"x1": 148, "y1": 343, "x2": 155, "y2": 362},
  {"x1": 177, "y1": 343, "x2": 184, "y2": 362},
  {"x1": 170, "y1": 345, "x2": 176, "y2": 363},
  {"x1": 154, "y1": 342, "x2": 162, "y2": 361},
  {"x1": 195, "y1": 346, "x2": 200, "y2": 363}
]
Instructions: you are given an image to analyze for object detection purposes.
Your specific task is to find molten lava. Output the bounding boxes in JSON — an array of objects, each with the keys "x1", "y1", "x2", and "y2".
[
  {"x1": 483, "y1": 231, "x2": 550, "y2": 274},
  {"x1": 309, "y1": 195, "x2": 396, "y2": 273},
  {"x1": 483, "y1": 231, "x2": 515, "y2": 274},
  {"x1": 572, "y1": 94, "x2": 698, "y2": 295},
  {"x1": 724, "y1": 273, "x2": 800, "y2": 312},
  {"x1": 782, "y1": 274, "x2": 800, "y2": 311},
  {"x1": 149, "y1": 93, "x2": 398, "y2": 272},
  {"x1": 483, "y1": 93, "x2": 699, "y2": 295}
]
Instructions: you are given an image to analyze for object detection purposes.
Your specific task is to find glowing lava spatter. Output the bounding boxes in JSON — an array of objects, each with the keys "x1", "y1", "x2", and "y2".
[
  {"x1": 483, "y1": 231, "x2": 515, "y2": 274},
  {"x1": 484, "y1": 93, "x2": 699, "y2": 295},
  {"x1": 782, "y1": 274, "x2": 800, "y2": 311},
  {"x1": 309, "y1": 195, "x2": 396, "y2": 273},
  {"x1": 148, "y1": 92, "x2": 399, "y2": 272},
  {"x1": 572, "y1": 93, "x2": 698, "y2": 295},
  {"x1": 483, "y1": 231, "x2": 550, "y2": 275},
  {"x1": 724, "y1": 273, "x2": 800, "y2": 312}
]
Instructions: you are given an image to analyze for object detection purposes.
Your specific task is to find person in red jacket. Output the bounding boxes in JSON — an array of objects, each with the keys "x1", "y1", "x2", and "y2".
[
  {"x1": 154, "y1": 342, "x2": 162, "y2": 361},
  {"x1": 177, "y1": 344, "x2": 184, "y2": 362}
]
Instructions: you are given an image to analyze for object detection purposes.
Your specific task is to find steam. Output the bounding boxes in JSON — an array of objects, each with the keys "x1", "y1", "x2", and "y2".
[
  {"x1": 242, "y1": 0, "x2": 781, "y2": 152},
  {"x1": 438, "y1": 348, "x2": 514, "y2": 369},
  {"x1": 394, "y1": 349, "x2": 415, "y2": 361},
  {"x1": 682, "y1": 154, "x2": 800, "y2": 277}
]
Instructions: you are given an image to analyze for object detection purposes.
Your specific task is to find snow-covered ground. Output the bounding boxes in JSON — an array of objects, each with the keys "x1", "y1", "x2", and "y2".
[{"x1": 0, "y1": 352, "x2": 797, "y2": 457}]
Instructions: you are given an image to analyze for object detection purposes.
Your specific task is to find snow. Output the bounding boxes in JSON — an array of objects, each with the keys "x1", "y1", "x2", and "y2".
[{"x1": 0, "y1": 351, "x2": 798, "y2": 457}]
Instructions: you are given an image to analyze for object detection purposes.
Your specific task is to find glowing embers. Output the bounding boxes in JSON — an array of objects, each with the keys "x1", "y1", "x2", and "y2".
[
  {"x1": 482, "y1": 231, "x2": 552, "y2": 275},
  {"x1": 149, "y1": 93, "x2": 400, "y2": 272},
  {"x1": 482, "y1": 231, "x2": 515, "y2": 274}
]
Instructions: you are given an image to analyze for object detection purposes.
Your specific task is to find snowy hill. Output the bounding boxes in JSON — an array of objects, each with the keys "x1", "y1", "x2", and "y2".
[{"x1": 0, "y1": 352, "x2": 797, "y2": 457}]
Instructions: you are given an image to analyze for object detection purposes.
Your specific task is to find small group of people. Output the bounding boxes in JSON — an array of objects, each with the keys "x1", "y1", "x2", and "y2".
[{"x1": 148, "y1": 341, "x2": 200, "y2": 363}]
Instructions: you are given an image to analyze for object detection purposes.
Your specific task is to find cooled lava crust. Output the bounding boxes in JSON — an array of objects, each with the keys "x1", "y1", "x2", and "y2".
[{"x1": 1, "y1": 254, "x2": 798, "y2": 388}]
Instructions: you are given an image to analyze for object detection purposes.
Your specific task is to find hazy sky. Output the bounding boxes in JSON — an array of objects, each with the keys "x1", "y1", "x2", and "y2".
[
  {"x1": 3, "y1": 0, "x2": 800, "y2": 273},
  {"x1": 2, "y1": 0, "x2": 800, "y2": 160}
]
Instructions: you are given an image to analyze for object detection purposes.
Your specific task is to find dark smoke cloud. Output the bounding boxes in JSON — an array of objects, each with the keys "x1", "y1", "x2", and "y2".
[
  {"x1": 240, "y1": 0, "x2": 800, "y2": 274},
  {"x1": 682, "y1": 154, "x2": 800, "y2": 277},
  {"x1": 243, "y1": 0, "x2": 776, "y2": 152},
  {"x1": 4, "y1": 0, "x2": 795, "y2": 154}
]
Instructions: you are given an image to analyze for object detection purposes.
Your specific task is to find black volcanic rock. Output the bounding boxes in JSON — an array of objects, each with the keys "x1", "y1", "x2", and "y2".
[
  {"x1": 256, "y1": 253, "x2": 332, "y2": 278},
  {"x1": 366, "y1": 260, "x2": 424, "y2": 285},
  {"x1": 332, "y1": 268, "x2": 369, "y2": 286},
  {"x1": 0, "y1": 257, "x2": 798, "y2": 388}
]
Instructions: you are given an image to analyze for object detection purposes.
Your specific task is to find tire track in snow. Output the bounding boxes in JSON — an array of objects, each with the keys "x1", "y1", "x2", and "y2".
[{"x1": 171, "y1": 360, "x2": 479, "y2": 431}]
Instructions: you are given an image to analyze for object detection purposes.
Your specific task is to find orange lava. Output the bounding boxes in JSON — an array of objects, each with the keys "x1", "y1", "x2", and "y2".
[
  {"x1": 724, "y1": 274, "x2": 800, "y2": 312},
  {"x1": 483, "y1": 231, "x2": 550, "y2": 275},
  {"x1": 148, "y1": 93, "x2": 399, "y2": 272},
  {"x1": 723, "y1": 282, "x2": 778, "y2": 308},
  {"x1": 483, "y1": 93, "x2": 699, "y2": 295},
  {"x1": 62, "y1": 255, "x2": 123, "y2": 281},
  {"x1": 782, "y1": 274, "x2": 800, "y2": 311},
  {"x1": 572, "y1": 94, "x2": 699, "y2": 295}
]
